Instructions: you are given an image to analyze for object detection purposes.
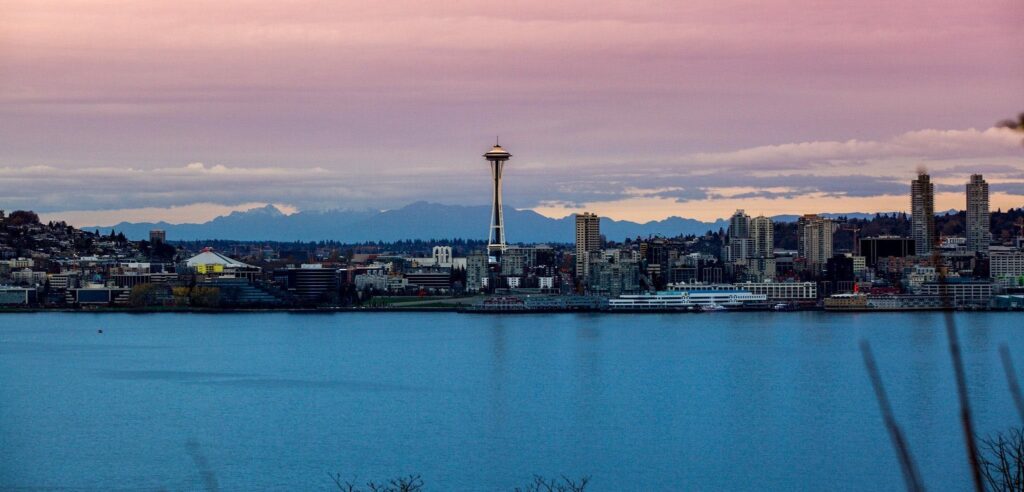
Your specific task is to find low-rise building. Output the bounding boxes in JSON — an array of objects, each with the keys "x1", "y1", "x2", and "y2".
[
  {"x1": 67, "y1": 287, "x2": 131, "y2": 305},
  {"x1": 404, "y1": 269, "x2": 452, "y2": 291},
  {"x1": 991, "y1": 248, "x2": 1024, "y2": 286},
  {"x1": 673, "y1": 281, "x2": 817, "y2": 302},
  {"x1": 919, "y1": 280, "x2": 993, "y2": 308},
  {"x1": 0, "y1": 287, "x2": 36, "y2": 305},
  {"x1": 11, "y1": 269, "x2": 47, "y2": 286},
  {"x1": 273, "y1": 264, "x2": 339, "y2": 303},
  {"x1": 47, "y1": 272, "x2": 81, "y2": 291},
  {"x1": 354, "y1": 273, "x2": 387, "y2": 291},
  {"x1": 609, "y1": 290, "x2": 768, "y2": 310}
]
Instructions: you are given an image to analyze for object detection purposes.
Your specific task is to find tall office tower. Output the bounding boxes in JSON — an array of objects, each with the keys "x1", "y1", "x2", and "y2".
[
  {"x1": 727, "y1": 209, "x2": 752, "y2": 262},
  {"x1": 483, "y1": 142, "x2": 512, "y2": 255},
  {"x1": 966, "y1": 174, "x2": 991, "y2": 255},
  {"x1": 797, "y1": 214, "x2": 837, "y2": 272},
  {"x1": 750, "y1": 215, "x2": 774, "y2": 258},
  {"x1": 149, "y1": 229, "x2": 166, "y2": 244},
  {"x1": 575, "y1": 212, "x2": 601, "y2": 280},
  {"x1": 911, "y1": 171, "x2": 935, "y2": 256}
]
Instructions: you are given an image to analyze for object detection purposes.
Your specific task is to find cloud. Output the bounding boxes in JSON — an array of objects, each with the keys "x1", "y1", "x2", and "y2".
[
  {"x1": 1, "y1": 1, "x2": 1021, "y2": 172},
  {"x1": 682, "y1": 127, "x2": 1021, "y2": 169},
  {"x1": 2, "y1": 124, "x2": 1021, "y2": 223}
]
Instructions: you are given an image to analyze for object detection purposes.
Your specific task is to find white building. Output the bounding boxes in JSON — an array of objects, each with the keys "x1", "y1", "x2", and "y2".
[
  {"x1": 432, "y1": 246, "x2": 453, "y2": 268},
  {"x1": 919, "y1": 281, "x2": 992, "y2": 307},
  {"x1": 11, "y1": 269, "x2": 47, "y2": 286},
  {"x1": 991, "y1": 248, "x2": 1024, "y2": 286},
  {"x1": 4, "y1": 258, "x2": 34, "y2": 269},
  {"x1": 609, "y1": 290, "x2": 767, "y2": 310},
  {"x1": 538, "y1": 276, "x2": 555, "y2": 289},
  {"x1": 906, "y1": 266, "x2": 939, "y2": 292},
  {"x1": 731, "y1": 281, "x2": 817, "y2": 301},
  {"x1": 354, "y1": 273, "x2": 387, "y2": 291}
]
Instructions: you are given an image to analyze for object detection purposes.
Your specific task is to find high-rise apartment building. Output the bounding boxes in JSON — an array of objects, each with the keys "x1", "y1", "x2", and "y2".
[
  {"x1": 748, "y1": 215, "x2": 775, "y2": 280},
  {"x1": 726, "y1": 209, "x2": 752, "y2": 263},
  {"x1": 797, "y1": 214, "x2": 837, "y2": 272},
  {"x1": 911, "y1": 171, "x2": 935, "y2": 256},
  {"x1": 750, "y1": 215, "x2": 773, "y2": 258},
  {"x1": 966, "y1": 174, "x2": 990, "y2": 255},
  {"x1": 575, "y1": 212, "x2": 601, "y2": 280},
  {"x1": 466, "y1": 252, "x2": 490, "y2": 292}
]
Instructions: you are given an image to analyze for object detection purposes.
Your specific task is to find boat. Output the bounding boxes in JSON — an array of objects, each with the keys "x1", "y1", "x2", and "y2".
[{"x1": 701, "y1": 303, "x2": 727, "y2": 312}]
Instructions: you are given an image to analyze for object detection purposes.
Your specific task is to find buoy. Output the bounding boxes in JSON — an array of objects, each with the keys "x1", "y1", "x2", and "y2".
[{"x1": 98, "y1": 329, "x2": 103, "y2": 334}]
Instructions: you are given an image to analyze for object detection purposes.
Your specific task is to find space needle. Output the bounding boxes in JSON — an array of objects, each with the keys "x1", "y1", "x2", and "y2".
[{"x1": 483, "y1": 140, "x2": 511, "y2": 255}]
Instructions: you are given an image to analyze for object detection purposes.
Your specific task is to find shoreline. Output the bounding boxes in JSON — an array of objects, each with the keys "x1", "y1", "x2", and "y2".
[{"x1": 0, "y1": 306, "x2": 1019, "y2": 314}]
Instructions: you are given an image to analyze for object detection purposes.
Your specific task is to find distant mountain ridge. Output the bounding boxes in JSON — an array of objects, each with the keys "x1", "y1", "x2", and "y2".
[{"x1": 87, "y1": 202, "x2": 892, "y2": 243}]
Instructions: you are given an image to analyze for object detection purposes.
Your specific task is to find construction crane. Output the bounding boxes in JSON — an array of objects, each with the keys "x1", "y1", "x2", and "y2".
[{"x1": 840, "y1": 223, "x2": 861, "y2": 256}]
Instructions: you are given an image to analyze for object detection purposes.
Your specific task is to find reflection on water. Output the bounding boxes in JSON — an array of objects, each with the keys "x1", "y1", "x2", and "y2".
[{"x1": 0, "y1": 311, "x2": 1022, "y2": 491}]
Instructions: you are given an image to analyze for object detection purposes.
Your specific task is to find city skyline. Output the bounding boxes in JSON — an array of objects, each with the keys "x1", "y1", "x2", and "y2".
[
  {"x1": 2, "y1": 1, "x2": 1022, "y2": 225},
  {"x1": 4, "y1": 3, "x2": 1024, "y2": 491}
]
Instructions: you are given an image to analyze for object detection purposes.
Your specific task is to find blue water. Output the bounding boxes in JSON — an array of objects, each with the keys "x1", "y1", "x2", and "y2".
[{"x1": 0, "y1": 312, "x2": 1021, "y2": 491}]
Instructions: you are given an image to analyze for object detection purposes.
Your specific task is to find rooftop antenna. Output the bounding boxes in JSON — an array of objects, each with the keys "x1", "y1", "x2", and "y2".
[{"x1": 496, "y1": 136, "x2": 500, "y2": 146}]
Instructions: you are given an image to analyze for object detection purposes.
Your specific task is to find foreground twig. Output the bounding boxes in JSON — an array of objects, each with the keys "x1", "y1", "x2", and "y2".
[
  {"x1": 945, "y1": 312, "x2": 985, "y2": 491},
  {"x1": 1001, "y1": 344, "x2": 1024, "y2": 426},
  {"x1": 979, "y1": 427, "x2": 1024, "y2": 492},
  {"x1": 861, "y1": 340, "x2": 925, "y2": 492}
]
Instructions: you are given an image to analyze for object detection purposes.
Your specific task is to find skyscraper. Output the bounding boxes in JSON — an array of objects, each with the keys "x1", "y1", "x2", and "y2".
[
  {"x1": 911, "y1": 171, "x2": 935, "y2": 256},
  {"x1": 483, "y1": 142, "x2": 512, "y2": 255},
  {"x1": 966, "y1": 174, "x2": 990, "y2": 255},
  {"x1": 726, "y1": 209, "x2": 752, "y2": 263},
  {"x1": 575, "y1": 212, "x2": 601, "y2": 280},
  {"x1": 750, "y1": 215, "x2": 774, "y2": 258},
  {"x1": 798, "y1": 214, "x2": 837, "y2": 272}
]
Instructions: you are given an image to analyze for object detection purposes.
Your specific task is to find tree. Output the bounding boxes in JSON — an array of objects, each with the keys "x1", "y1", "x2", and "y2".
[
  {"x1": 8, "y1": 210, "x2": 39, "y2": 227},
  {"x1": 328, "y1": 474, "x2": 423, "y2": 492},
  {"x1": 129, "y1": 283, "x2": 161, "y2": 307},
  {"x1": 190, "y1": 286, "x2": 221, "y2": 308},
  {"x1": 171, "y1": 286, "x2": 220, "y2": 308},
  {"x1": 327, "y1": 474, "x2": 590, "y2": 492},
  {"x1": 979, "y1": 428, "x2": 1024, "y2": 491}
]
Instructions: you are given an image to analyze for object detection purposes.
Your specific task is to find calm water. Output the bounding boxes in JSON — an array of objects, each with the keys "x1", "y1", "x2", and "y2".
[{"x1": 0, "y1": 312, "x2": 1021, "y2": 491}]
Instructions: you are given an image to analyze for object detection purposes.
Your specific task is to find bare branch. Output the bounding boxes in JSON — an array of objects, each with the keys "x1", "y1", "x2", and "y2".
[
  {"x1": 1001, "y1": 344, "x2": 1024, "y2": 426},
  {"x1": 860, "y1": 340, "x2": 925, "y2": 492}
]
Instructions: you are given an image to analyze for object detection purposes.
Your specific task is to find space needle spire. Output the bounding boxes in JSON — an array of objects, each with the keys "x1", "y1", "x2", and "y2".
[{"x1": 483, "y1": 140, "x2": 512, "y2": 254}]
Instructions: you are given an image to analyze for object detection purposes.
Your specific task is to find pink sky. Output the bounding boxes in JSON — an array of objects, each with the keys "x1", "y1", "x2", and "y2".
[{"x1": 2, "y1": 0, "x2": 1023, "y2": 225}]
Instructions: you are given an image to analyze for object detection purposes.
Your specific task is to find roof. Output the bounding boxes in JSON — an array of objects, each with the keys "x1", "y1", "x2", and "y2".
[
  {"x1": 185, "y1": 251, "x2": 253, "y2": 269},
  {"x1": 483, "y1": 145, "x2": 511, "y2": 159}
]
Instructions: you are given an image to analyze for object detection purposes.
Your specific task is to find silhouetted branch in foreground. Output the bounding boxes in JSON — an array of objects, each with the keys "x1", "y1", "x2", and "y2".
[
  {"x1": 513, "y1": 475, "x2": 590, "y2": 492},
  {"x1": 944, "y1": 311, "x2": 985, "y2": 492},
  {"x1": 1002, "y1": 345, "x2": 1024, "y2": 426},
  {"x1": 328, "y1": 473, "x2": 424, "y2": 492},
  {"x1": 979, "y1": 427, "x2": 1024, "y2": 492},
  {"x1": 997, "y1": 112, "x2": 1024, "y2": 146},
  {"x1": 327, "y1": 473, "x2": 589, "y2": 491},
  {"x1": 185, "y1": 439, "x2": 219, "y2": 492},
  {"x1": 860, "y1": 340, "x2": 924, "y2": 492}
]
